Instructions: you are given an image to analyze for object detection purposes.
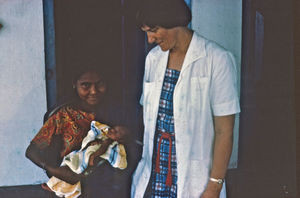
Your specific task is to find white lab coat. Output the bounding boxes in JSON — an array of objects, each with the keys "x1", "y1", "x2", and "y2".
[{"x1": 131, "y1": 32, "x2": 240, "y2": 198}]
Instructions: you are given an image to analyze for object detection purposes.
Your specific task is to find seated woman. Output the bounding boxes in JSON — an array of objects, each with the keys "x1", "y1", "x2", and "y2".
[{"x1": 25, "y1": 66, "x2": 131, "y2": 198}]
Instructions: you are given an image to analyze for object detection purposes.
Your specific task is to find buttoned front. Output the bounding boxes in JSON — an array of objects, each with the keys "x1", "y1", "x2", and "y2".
[{"x1": 131, "y1": 32, "x2": 240, "y2": 198}]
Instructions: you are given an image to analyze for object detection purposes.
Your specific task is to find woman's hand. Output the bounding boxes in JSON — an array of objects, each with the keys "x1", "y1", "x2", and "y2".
[
  {"x1": 200, "y1": 181, "x2": 222, "y2": 198},
  {"x1": 46, "y1": 165, "x2": 82, "y2": 185},
  {"x1": 200, "y1": 190, "x2": 220, "y2": 198},
  {"x1": 88, "y1": 153, "x2": 97, "y2": 166}
]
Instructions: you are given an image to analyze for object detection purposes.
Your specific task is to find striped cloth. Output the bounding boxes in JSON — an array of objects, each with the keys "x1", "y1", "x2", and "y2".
[
  {"x1": 62, "y1": 121, "x2": 127, "y2": 173},
  {"x1": 151, "y1": 68, "x2": 180, "y2": 198}
]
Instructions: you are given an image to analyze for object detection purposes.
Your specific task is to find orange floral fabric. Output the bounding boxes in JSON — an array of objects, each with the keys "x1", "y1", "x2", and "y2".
[{"x1": 32, "y1": 106, "x2": 95, "y2": 157}]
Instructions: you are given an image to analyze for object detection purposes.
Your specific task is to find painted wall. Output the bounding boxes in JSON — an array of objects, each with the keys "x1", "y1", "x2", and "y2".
[
  {"x1": 0, "y1": 0, "x2": 48, "y2": 185},
  {"x1": 191, "y1": 0, "x2": 242, "y2": 167}
]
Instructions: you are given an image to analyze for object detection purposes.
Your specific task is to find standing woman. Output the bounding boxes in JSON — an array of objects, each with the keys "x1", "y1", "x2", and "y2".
[{"x1": 131, "y1": 0, "x2": 240, "y2": 198}]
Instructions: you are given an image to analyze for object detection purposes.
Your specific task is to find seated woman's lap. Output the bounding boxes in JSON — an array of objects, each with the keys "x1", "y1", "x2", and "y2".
[{"x1": 82, "y1": 161, "x2": 130, "y2": 198}]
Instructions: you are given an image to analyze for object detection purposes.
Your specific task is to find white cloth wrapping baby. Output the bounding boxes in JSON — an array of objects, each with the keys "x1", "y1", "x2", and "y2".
[
  {"x1": 62, "y1": 121, "x2": 127, "y2": 173},
  {"x1": 46, "y1": 121, "x2": 127, "y2": 198}
]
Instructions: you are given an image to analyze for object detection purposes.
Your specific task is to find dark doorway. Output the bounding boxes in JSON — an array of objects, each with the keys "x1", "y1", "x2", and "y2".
[
  {"x1": 54, "y1": 0, "x2": 122, "y2": 103},
  {"x1": 52, "y1": 0, "x2": 145, "y2": 134},
  {"x1": 294, "y1": 0, "x2": 300, "y2": 196},
  {"x1": 226, "y1": 0, "x2": 297, "y2": 197}
]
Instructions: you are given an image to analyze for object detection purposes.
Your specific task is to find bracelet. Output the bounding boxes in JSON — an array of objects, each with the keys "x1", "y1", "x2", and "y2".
[{"x1": 209, "y1": 177, "x2": 224, "y2": 184}]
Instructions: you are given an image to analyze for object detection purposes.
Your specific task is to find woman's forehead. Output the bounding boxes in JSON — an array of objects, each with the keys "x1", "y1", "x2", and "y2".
[{"x1": 77, "y1": 71, "x2": 103, "y2": 81}]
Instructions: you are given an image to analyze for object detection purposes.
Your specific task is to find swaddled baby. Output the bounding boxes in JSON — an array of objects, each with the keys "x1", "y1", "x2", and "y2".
[{"x1": 45, "y1": 121, "x2": 128, "y2": 198}]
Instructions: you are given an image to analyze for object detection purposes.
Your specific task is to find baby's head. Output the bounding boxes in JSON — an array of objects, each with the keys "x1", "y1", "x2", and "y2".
[{"x1": 106, "y1": 126, "x2": 129, "y2": 144}]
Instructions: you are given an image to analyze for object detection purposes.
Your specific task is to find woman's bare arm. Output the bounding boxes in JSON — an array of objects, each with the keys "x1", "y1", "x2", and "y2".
[
  {"x1": 26, "y1": 143, "x2": 82, "y2": 184},
  {"x1": 46, "y1": 166, "x2": 83, "y2": 185},
  {"x1": 201, "y1": 114, "x2": 235, "y2": 198},
  {"x1": 25, "y1": 143, "x2": 47, "y2": 169}
]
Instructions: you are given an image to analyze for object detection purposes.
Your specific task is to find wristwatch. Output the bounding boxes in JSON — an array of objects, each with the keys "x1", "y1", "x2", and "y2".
[{"x1": 209, "y1": 177, "x2": 224, "y2": 184}]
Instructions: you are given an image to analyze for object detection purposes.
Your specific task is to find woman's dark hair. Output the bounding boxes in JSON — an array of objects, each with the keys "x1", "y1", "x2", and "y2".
[
  {"x1": 136, "y1": 0, "x2": 191, "y2": 29},
  {"x1": 71, "y1": 65, "x2": 108, "y2": 86}
]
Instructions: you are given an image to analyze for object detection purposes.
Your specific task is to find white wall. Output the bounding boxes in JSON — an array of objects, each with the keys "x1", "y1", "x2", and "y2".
[
  {"x1": 191, "y1": 0, "x2": 242, "y2": 168},
  {"x1": 0, "y1": 0, "x2": 48, "y2": 185}
]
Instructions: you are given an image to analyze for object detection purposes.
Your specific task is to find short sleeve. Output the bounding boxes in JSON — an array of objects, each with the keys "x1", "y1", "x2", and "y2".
[
  {"x1": 31, "y1": 113, "x2": 58, "y2": 149},
  {"x1": 210, "y1": 51, "x2": 241, "y2": 116}
]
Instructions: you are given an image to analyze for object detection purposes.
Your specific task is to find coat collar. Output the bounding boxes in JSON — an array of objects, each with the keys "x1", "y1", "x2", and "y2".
[
  {"x1": 155, "y1": 32, "x2": 207, "y2": 80},
  {"x1": 181, "y1": 32, "x2": 207, "y2": 72}
]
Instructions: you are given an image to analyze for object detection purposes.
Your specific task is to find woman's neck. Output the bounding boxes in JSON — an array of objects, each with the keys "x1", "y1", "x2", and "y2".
[
  {"x1": 169, "y1": 27, "x2": 193, "y2": 56},
  {"x1": 167, "y1": 28, "x2": 193, "y2": 71},
  {"x1": 73, "y1": 99, "x2": 98, "y2": 113}
]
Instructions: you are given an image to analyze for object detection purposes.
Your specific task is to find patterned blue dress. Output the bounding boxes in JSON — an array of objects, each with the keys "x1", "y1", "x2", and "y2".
[{"x1": 151, "y1": 68, "x2": 180, "y2": 198}]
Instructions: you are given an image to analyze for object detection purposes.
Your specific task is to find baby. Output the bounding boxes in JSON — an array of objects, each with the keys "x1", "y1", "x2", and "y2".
[{"x1": 44, "y1": 121, "x2": 128, "y2": 198}]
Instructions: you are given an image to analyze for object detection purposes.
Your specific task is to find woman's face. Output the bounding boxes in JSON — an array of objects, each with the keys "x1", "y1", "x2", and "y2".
[
  {"x1": 75, "y1": 71, "x2": 106, "y2": 108},
  {"x1": 141, "y1": 25, "x2": 177, "y2": 51}
]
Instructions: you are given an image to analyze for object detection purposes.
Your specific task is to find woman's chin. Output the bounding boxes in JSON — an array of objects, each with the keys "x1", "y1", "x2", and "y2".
[
  {"x1": 159, "y1": 45, "x2": 169, "y2": 52},
  {"x1": 79, "y1": 100, "x2": 100, "y2": 111},
  {"x1": 87, "y1": 98, "x2": 101, "y2": 106},
  {"x1": 87, "y1": 102, "x2": 100, "y2": 108}
]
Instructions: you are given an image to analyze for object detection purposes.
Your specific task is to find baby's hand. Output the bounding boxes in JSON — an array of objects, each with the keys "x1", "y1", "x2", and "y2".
[
  {"x1": 82, "y1": 139, "x2": 101, "y2": 151},
  {"x1": 89, "y1": 139, "x2": 101, "y2": 146}
]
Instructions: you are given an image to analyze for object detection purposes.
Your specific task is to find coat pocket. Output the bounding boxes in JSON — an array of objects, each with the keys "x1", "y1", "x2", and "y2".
[{"x1": 142, "y1": 82, "x2": 157, "y2": 125}]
